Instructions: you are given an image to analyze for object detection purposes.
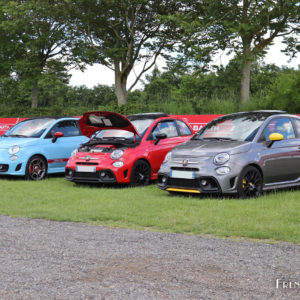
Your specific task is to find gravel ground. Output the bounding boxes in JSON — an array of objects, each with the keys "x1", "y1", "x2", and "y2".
[{"x1": 0, "y1": 216, "x2": 299, "y2": 300}]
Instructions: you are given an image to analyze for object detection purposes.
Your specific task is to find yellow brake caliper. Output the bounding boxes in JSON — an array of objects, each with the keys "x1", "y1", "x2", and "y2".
[{"x1": 242, "y1": 179, "x2": 246, "y2": 189}]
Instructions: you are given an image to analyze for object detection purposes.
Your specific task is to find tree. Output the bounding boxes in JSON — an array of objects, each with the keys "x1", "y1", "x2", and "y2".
[
  {"x1": 177, "y1": 0, "x2": 300, "y2": 107},
  {"x1": 213, "y1": 0, "x2": 299, "y2": 106},
  {"x1": 67, "y1": 0, "x2": 185, "y2": 106},
  {"x1": 0, "y1": 0, "x2": 77, "y2": 108}
]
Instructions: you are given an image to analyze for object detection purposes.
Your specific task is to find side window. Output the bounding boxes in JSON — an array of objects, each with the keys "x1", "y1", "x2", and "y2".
[
  {"x1": 47, "y1": 120, "x2": 81, "y2": 138},
  {"x1": 293, "y1": 118, "x2": 300, "y2": 137},
  {"x1": 263, "y1": 118, "x2": 295, "y2": 141},
  {"x1": 150, "y1": 121, "x2": 178, "y2": 139},
  {"x1": 176, "y1": 120, "x2": 192, "y2": 136}
]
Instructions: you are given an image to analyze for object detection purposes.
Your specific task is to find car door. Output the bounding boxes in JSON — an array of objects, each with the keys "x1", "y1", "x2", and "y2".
[
  {"x1": 144, "y1": 120, "x2": 191, "y2": 175},
  {"x1": 43, "y1": 120, "x2": 88, "y2": 172},
  {"x1": 291, "y1": 117, "x2": 300, "y2": 178},
  {"x1": 260, "y1": 117, "x2": 299, "y2": 183}
]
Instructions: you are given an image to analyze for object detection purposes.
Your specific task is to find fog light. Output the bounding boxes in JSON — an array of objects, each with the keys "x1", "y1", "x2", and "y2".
[
  {"x1": 201, "y1": 179, "x2": 207, "y2": 186},
  {"x1": 216, "y1": 166, "x2": 231, "y2": 175},
  {"x1": 10, "y1": 155, "x2": 18, "y2": 161},
  {"x1": 100, "y1": 171, "x2": 106, "y2": 177},
  {"x1": 113, "y1": 161, "x2": 124, "y2": 168},
  {"x1": 68, "y1": 170, "x2": 73, "y2": 176},
  {"x1": 162, "y1": 176, "x2": 167, "y2": 184}
]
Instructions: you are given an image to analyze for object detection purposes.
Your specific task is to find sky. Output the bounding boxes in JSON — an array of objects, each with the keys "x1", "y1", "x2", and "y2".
[{"x1": 69, "y1": 38, "x2": 299, "y2": 90}]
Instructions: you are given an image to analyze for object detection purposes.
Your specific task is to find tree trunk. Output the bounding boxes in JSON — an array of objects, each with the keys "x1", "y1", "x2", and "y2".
[
  {"x1": 240, "y1": 60, "x2": 251, "y2": 107},
  {"x1": 31, "y1": 80, "x2": 38, "y2": 109},
  {"x1": 115, "y1": 67, "x2": 128, "y2": 106}
]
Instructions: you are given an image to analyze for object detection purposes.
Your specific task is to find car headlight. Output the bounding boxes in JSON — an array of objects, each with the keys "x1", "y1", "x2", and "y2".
[
  {"x1": 214, "y1": 152, "x2": 230, "y2": 165},
  {"x1": 113, "y1": 161, "x2": 124, "y2": 168},
  {"x1": 163, "y1": 151, "x2": 172, "y2": 163},
  {"x1": 111, "y1": 149, "x2": 124, "y2": 160},
  {"x1": 216, "y1": 166, "x2": 231, "y2": 175},
  {"x1": 8, "y1": 145, "x2": 20, "y2": 155},
  {"x1": 70, "y1": 149, "x2": 78, "y2": 158},
  {"x1": 10, "y1": 155, "x2": 18, "y2": 161}
]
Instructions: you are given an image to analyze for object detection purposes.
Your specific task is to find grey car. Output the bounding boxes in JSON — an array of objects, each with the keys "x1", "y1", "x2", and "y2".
[{"x1": 158, "y1": 111, "x2": 300, "y2": 198}]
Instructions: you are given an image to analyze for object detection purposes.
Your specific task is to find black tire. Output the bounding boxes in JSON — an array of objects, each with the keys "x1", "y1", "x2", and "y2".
[
  {"x1": 130, "y1": 160, "x2": 151, "y2": 186},
  {"x1": 25, "y1": 155, "x2": 47, "y2": 180},
  {"x1": 237, "y1": 166, "x2": 263, "y2": 198}
]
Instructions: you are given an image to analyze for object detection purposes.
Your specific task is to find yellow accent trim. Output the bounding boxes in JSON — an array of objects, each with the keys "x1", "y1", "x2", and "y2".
[{"x1": 166, "y1": 188, "x2": 201, "y2": 194}]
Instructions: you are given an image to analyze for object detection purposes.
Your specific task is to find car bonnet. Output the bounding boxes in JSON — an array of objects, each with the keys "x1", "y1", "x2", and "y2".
[
  {"x1": 171, "y1": 139, "x2": 252, "y2": 157},
  {"x1": 79, "y1": 111, "x2": 141, "y2": 138},
  {"x1": 0, "y1": 137, "x2": 39, "y2": 149}
]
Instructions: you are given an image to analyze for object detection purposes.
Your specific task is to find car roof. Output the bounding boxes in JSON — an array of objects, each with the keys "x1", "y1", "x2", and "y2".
[
  {"x1": 18, "y1": 116, "x2": 78, "y2": 123},
  {"x1": 127, "y1": 112, "x2": 169, "y2": 121},
  {"x1": 226, "y1": 110, "x2": 286, "y2": 117},
  {"x1": 212, "y1": 110, "x2": 287, "y2": 122}
]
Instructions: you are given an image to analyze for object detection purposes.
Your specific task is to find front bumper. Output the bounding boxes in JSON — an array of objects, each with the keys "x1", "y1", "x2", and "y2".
[
  {"x1": 158, "y1": 161, "x2": 243, "y2": 194},
  {"x1": 65, "y1": 156, "x2": 131, "y2": 184},
  {"x1": 158, "y1": 174, "x2": 224, "y2": 194},
  {"x1": 0, "y1": 149, "x2": 27, "y2": 176},
  {"x1": 65, "y1": 168, "x2": 118, "y2": 183}
]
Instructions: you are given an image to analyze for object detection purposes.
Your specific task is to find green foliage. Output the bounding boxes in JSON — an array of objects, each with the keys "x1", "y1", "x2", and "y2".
[
  {"x1": 67, "y1": 0, "x2": 188, "y2": 105},
  {"x1": 0, "y1": 63, "x2": 298, "y2": 117},
  {"x1": 264, "y1": 69, "x2": 300, "y2": 113},
  {"x1": 0, "y1": 0, "x2": 78, "y2": 107}
]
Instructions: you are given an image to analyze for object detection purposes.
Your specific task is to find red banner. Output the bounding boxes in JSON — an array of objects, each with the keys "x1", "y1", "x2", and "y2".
[
  {"x1": 0, "y1": 115, "x2": 222, "y2": 136},
  {"x1": 172, "y1": 114, "x2": 223, "y2": 133},
  {"x1": 0, "y1": 118, "x2": 27, "y2": 136},
  {"x1": 1, "y1": 114, "x2": 299, "y2": 136}
]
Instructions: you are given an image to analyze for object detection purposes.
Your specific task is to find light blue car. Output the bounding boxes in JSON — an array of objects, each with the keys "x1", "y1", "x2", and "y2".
[{"x1": 0, "y1": 117, "x2": 88, "y2": 180}]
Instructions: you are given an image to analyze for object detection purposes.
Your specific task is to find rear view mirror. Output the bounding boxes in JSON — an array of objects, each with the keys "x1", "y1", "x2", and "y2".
[
  {"x1": 267, "y1": 133, "x2": 284, "y2": 148},
  {"x1": 269, "y1": 133, "x2": 284, "y2": 141},
  {"x1": 154, "y1": 133, "x2": 167, "y2": 145},
  {"x1": 52, "y1": 131, "x2": 64, "y2": 143}
]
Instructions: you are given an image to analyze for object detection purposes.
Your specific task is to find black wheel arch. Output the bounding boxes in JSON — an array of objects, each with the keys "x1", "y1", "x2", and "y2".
[
  {"x1": 129, "y1": 158, "x2": 152, "y2": 186},
  {"x1": 27, "y1": 154, "x2": 48, "y2": 169},
  {"x1": 25, "y1": 154, "x2": 49, "y2": 179},
  {"x1": 246, "y1": 163, "x2": 264, "y2": 182}
]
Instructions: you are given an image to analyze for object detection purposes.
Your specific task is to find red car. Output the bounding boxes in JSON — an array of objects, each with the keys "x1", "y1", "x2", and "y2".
[{"x1": 65, "y1": 111, "x2": 193, "y2": 185}]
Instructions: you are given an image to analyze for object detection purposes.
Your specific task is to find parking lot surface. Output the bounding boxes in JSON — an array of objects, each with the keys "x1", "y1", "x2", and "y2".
[{"x1": 0, "y1": 216, "x2": 299, "y2": 299}]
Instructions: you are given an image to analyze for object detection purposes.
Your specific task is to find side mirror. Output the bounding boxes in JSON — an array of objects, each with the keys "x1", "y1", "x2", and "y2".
[
  {"x1": 52, "y1": 131, "x2": 64, "y2": 143},
  {"x1": 154, "y1": 133, "x2": 167, "y2": 145},
  {"x1": 267, "y1": 133, "x2": 284, "y2": 148}
]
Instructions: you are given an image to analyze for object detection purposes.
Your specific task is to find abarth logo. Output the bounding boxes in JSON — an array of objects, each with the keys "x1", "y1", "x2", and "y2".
[
  {"x1": 182, "y1": 159, "x2": 188, "y2": 166},
  {"x1": 85, "y1": 155, "x2": 91, "y2": 161}
]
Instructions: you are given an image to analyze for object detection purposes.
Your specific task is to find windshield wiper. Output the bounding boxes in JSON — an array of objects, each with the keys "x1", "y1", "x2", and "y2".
[
  {"x1": 193, "y1": 137, "x2": 236, "y2": 141},
  {"x1": 204, "y1": 137, "x2": 236, "y2": 141},
  {"x1": 7, "y1": 134, "x2": 29, "y2": 138}
]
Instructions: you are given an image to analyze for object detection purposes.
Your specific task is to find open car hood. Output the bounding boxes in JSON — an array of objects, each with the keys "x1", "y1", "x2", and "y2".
[{"x1": 79, "y1": 111, "x2": 140, "y2": 138}]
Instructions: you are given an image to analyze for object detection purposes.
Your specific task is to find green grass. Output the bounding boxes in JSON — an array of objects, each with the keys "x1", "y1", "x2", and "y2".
[{"x1": 1, "y1": 177, "x2": 300, "y2": 243}]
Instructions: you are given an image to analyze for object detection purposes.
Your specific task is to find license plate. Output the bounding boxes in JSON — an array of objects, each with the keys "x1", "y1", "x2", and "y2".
[
  {"x1": 76, "y1": 166, "x2": 96, "y2": 172},
  {"x1": 170, "y1": 170, "x2": 195, "y2": 179}
]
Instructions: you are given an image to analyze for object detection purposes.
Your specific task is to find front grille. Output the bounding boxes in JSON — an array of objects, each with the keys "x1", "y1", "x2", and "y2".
[
  {"x1": 171, "y1": 167, "x2": 199, "y2": 172},
  {"x1": 68, "y1": 169, "x2": 117, "y2": 183},
  {"x1": 76, "y1": 162, "x2": 98, "y2": 166},
  {"x1": 0, "y1": 164, "x2": 9, "y2": 172},
  {"x1": 165, "y1": 176, "x2": 221, "y2": 192},
  {"x1": 167, "y1": 177, "x2": 199, "y2": 188},
  {"x1": 74, "y1": 172, "x2": 99, "y2": 179}
]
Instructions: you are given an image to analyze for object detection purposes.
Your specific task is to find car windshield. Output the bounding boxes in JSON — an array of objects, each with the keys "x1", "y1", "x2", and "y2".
[
  {"x1": 4, "y1": 118, "x2": 56, "y2": 138},
  {"x1": 95, "y1": 119, "x2": 153, "y2": 140},
  {"x1": 193, "y1": 114, "x2": 268, "y2": 141}
]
